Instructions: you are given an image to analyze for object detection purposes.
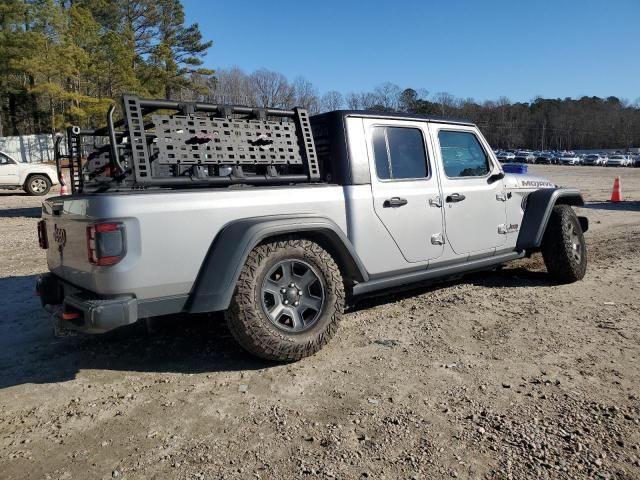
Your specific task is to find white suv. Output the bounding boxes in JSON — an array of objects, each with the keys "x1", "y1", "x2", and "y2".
[{"x1": 0, "y1": 151, "x2": 59, "y2": 195}]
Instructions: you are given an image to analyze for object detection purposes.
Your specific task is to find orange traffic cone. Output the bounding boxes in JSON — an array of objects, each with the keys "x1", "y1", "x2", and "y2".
[
  {"x1": 610, "y1": 176, "x2": 622, "y2": 203},
  {"x1": 60, "y1": 180, "x2": 70, "y2": 196}
]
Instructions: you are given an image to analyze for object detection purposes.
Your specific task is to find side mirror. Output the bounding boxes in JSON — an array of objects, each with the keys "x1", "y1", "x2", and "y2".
[{"x1": 488, "y1": 171, "x2": 505, "y2": 184}]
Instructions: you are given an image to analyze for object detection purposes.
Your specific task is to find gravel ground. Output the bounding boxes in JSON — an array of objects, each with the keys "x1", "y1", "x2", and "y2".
[{"x1": 0, "y1": 165, "x2": 639, "y2": 480}]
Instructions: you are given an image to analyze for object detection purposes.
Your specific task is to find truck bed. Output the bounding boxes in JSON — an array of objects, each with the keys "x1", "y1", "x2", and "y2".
[{"x1": 42, "y1": 184, "x2": 347, "y2": 302}]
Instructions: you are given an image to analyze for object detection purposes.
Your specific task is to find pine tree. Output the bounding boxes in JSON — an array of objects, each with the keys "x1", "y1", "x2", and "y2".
[
  {"x1": 0, "y1": 0, "x2": 32, "y2": 134},
  {"x1": 147, "y1": 0, "x2": 213, "y2": 99}
]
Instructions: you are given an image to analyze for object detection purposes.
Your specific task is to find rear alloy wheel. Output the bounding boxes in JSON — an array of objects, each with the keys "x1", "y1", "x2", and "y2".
[
  {"x1": 225, "y1": 238, "x2": 344, "y2": 361},
  {"x1": 25, "y1": 175, "x2": 51, "y2": 196},
  {"x1": 541, "y1": 205, "x2": 587, "y2": 283},
  {"x1": 261, "y1": 259, "x2": 326, "y2": 332}
]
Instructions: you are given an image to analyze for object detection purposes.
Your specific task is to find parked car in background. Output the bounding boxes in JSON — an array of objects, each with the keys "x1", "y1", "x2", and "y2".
[
  {"x1": 583, "y1": 154, "x2": 605, "y2": 166},
  {"x1": 606, "y1": 154, "x2": 630, "y2": 167},
  {"x1": 496, "y1": 151, "x2": 515, "y2": 162},
  {"x1": 0, "y1": 151, "x2": 59, "y2": 195},
  {"x1": 488, "y1": 148, "x2": 638, "y2": 167},
  {"x1": 535, "y1": 153, "x2": 555, "y2": 164},
  {"x1": 557, "y1": 154, "x2": 582, "y2": 166},
  {"x1": 514, "y1": 151, "x2": 536, "y2": 163}
]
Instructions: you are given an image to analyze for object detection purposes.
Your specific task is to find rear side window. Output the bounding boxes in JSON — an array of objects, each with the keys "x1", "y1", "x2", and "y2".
[
  {"x1": 372, "y1": 127, "x2": 428, "y2": 180},
  {"x1": 438, "y1": 130, "x2": 490, "y2": 178}
]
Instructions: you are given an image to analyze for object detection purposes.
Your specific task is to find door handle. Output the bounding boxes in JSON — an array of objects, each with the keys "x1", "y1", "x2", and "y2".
[
  {"x1": 383, "y1": 197, "x2": 408, "y2": 208},
  {"x1": 446, "y1": 193, "x2": 466, "y2": 203}
]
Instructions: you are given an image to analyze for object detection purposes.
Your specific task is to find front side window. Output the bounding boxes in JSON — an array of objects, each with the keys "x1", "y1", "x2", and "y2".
[
  {"x1": 372, "y1": 127, "x2": 428, "y2": 180},
  {"x1": 438, "y1": 130, "x2": 490, "y2": 178}
]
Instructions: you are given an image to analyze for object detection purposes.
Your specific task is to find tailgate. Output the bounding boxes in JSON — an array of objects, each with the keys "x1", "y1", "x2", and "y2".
[
  {"x1": 40, "y1": 196, "x2": 133, "y2": 292},
  {"x1": 41, "y1": 197, "x2": 95, "y2": 282}
]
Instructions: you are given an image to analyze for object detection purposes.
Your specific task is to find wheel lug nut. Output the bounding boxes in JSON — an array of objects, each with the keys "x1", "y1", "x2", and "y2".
[
  {"x1": 280, "y1": 288, "x2": 286, "y2": 294},
  {"x1": 289, "y1": 283, "x2": 295, "y2": 288},
  {"x1": 298, "y1": 290, "x2": 303, "y2": 296},
  {"x1": 283, "y1": 299, "x2": 289, "y2": 305},
  {"x1": 294, "y1": 301, "x2": 299, "y2": 306}
]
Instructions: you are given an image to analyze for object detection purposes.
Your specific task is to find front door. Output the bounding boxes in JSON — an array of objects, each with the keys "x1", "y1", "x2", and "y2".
[
  {"x1": 0, "y1": 153, "x2": 19, "y2": 184},
  {"x1": 430, "y1": 126, "x2": 507, "y2": 255},
  {"x1": 364, "y1": 119, "x2": 444, "y2": 263}
]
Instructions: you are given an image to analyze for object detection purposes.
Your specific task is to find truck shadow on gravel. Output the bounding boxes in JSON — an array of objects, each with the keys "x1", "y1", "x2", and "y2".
[
  {"x1": 582, "y1": 201, "x2": 640, "y2": 212},
  {"x1": 0, "y1": 191, "x2": 26, "y2": 196},
  {"x1": 0, "y1": 266, "x2": 550, "y2": 390},
  {"x1": 0, "y1": 206, "x2": 41, "y2": 218},
  {"x1": 0, "y1": 276, "x2": 270, "y2": 390}
]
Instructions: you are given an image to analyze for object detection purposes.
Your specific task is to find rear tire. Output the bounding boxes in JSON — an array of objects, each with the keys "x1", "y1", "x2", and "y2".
[
  {"x1": 225, "y1": 238, "x2": 345, "y2": 361},
  {"x1": 24, "y1": 175, "x2": 51, "y2": 196},
  {"x1": 541, "y1": 205, "x2": 587, "y2": 283}
]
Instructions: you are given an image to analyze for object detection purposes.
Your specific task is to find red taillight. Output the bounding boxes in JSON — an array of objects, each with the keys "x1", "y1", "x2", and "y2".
[
  {"x1": 95, "y1": 255, "x2": 121, "y2": 266},
  {"x1": 37, "y1": 220, "x2": 48, "y2": 249},
  {"x1": 86, "y1": 222, "x2": 126, "y2": 266},
  {"x1": 95, "y1": 223, "x2": 120, "y2": 233}
]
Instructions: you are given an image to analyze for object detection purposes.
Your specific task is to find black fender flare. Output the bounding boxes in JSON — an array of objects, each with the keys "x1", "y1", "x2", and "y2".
[
  {"x1": 516, "y1": 188, "x2": 587, "y2": 250},
  {"x1": 188, "y1": 215, "x2": 369, "y2": 314}
]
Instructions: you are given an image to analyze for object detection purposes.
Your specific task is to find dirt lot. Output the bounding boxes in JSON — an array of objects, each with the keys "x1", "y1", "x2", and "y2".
[{"x1": 1, "y1": 165, "x2": 639, "y2": 480}]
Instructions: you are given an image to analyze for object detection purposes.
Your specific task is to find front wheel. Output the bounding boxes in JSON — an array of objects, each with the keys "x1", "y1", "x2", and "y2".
[
  {"x1": 225, "y1": 238, "x2": 345, "y2": 361},
  {"x1": 541, "y1": 205, "x2": 587, "y2": 283},
  {"x1": 24, "y1": 175, "x2": 51, "y2": 196}
]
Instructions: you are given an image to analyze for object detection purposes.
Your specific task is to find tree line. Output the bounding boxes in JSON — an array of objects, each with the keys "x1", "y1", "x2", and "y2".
[
  {"x1": 2, "y1": 1, "x2": 639, "y2": 150},
  {"x1": 1, "y1": 0, "x2": 211, "y2": 136}
]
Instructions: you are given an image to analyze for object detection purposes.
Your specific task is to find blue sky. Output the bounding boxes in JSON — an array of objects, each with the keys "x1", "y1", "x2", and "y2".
[{"x1": 181, "y1": 0, "x2": 640, "y2": 103}]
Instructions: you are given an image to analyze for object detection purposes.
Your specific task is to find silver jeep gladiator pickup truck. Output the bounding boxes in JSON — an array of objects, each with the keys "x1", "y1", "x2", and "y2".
[{"x1": 37, "y1": 95, "x2": 588, "y2": 361}]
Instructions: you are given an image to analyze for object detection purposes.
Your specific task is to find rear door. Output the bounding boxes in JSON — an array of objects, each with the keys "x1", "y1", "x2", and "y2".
[
  {"x1": 363, "y1": 119, "x2": 444, "y2": 263},
  {"x1": 430, "y1": 125, "x2": 507, "y2": 255}
]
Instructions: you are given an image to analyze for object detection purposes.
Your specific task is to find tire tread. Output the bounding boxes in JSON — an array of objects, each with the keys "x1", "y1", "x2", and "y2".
[
  {"x1": 541, "y1": 205, "x2": 587, "y2": 283},
  {"x1": 225, "y1": 237, "x2": 344, "y2": 361}
]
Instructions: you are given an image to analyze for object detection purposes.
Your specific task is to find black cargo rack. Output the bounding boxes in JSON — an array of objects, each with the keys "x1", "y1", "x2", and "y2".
[{"x1": 55, "y1": 95, "x2": 320, "y2": 193}]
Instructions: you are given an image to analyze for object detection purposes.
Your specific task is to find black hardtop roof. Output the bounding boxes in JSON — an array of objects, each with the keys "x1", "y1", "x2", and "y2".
[{"x1": 313, "y1": 109, "x2": 475, "y2": 127}]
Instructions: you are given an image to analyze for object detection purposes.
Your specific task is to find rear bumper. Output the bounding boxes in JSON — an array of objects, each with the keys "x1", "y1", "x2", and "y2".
[{"x1": 36, "y1": 273, "x2": 137, "y2": 333}]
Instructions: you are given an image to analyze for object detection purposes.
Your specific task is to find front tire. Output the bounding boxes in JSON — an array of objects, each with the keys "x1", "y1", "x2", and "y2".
[
  {"x1": 541, "y1": 205, "x2": 587, "y2": 283},
  {"x1": 225, "y1": 238, "x2": 345, "y2": 361},
  {"x1": 24, "y1": 175, "x2": 51, "y2": 196}
]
